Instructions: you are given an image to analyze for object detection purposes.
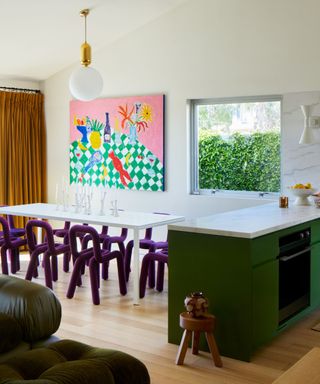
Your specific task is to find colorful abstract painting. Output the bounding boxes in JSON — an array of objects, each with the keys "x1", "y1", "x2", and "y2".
[{"x1": 69, "y1": 95, "x2": 165, "y2": 191}]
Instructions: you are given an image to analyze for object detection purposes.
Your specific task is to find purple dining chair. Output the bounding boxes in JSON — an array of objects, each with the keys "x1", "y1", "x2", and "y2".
[
  {"x1": 54, "y1": 222, "x2": 128, "y2": 276},
  {"x1": 81, "y1": 225, "x2": 128, "y2": 280},
  {"x1": 67, "y1": 224, "x2": 127, "y2": 305},
  {"x1": 125, "y1": 225, "x2": 168, "y2": 286},
  {"x1": 51, "y1": 221, "x2": 90, "y2": 272},
  {"x1": 139, "y1": 250, "x2": 168, "y2": 298},
  {"x1": 0, "y1": 216, "x2": 27, "y2": 274},
  {"x1": 25, "y1": 220, "x2": 71, "y2": 289},
  {"x1": 0, "y1": 205, "x2": 26, "y2": 272},
  {"x1": 82, "y1": 226, "x2": 128, "y2": 255},
  {"x1": 52, "y1": 221, "x2": 71, "y2": 272},
  {"x1": 0, "y1": 205, "x2": 26, "y2": 238},
  {"x1": 7, "y1": 214, "x2": 26, "y2": 238}
]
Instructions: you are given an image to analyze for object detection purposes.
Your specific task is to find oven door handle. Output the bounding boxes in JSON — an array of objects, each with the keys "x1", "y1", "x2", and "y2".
[{"x1": 279, "y1": 246, "x2": 311, "y2": 262}]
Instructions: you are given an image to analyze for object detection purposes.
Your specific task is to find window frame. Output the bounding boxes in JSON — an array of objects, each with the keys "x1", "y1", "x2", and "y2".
[{"x1": 189, "y1": 94, "x2": 282, "y2": 198}]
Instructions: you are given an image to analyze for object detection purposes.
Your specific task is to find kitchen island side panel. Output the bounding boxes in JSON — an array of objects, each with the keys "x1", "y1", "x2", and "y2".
[{"x1": 168, "y1": 230, "x2": 253, "y2": 361}]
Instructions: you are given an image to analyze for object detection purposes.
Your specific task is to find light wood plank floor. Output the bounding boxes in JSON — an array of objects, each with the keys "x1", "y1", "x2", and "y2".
[{"x1": 10, "y1": 257, "x2": 320, "y2": 384}]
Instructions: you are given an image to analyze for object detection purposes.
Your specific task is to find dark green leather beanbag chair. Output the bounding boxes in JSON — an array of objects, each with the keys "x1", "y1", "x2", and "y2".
[
  {"x1": 0, "y1": 275, "x2": 61, "y2": 342},
  {"x1": 0, "y1": 339, "x2": 150, "y2": 384},
  {"x1": 0, "y1": 313, "x2": 22, "y2": 353}
]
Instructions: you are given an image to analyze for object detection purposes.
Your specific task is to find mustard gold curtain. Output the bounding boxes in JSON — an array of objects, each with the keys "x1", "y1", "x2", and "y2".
[{"x1": 0, "y1": 90, "x2": 47, "y2": 228}]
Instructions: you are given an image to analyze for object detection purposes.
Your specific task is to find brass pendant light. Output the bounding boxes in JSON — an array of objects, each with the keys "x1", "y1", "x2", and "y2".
[{"x1": 69, "y1": 8, "x2": 103, "y2": 101}]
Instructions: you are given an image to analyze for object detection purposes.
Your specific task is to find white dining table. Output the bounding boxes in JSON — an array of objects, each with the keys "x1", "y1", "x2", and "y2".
[{"x1": 0, "y1": 203, "x2": 185, "y2": 304}]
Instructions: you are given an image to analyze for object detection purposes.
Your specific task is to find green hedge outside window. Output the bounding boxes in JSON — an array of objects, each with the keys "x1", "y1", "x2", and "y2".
[{"x1": 198, "y1": 132, "x2": 280, "y2": 192}]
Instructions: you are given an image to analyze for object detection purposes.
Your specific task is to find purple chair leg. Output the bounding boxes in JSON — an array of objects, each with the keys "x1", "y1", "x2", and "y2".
[
  {"x1": 9, "y1": 248, "x2": 20, "y2": 274},
  {"x1": 1, "y1": 247, "x2": 9, "y2": 275},
  {"x1": 140, "y1": 252, "x2": 168, "y2": 298},
  {"x1": 118, "y1": 242, "x2": 126, "y2": 257},
  {"x1": 63, "y1": 253, "x2": 71, "y2": 272},
  {"x1": 139, "y1": 255, "x2": 150, "y2": 298},
  {"x1": 89, "y1": 258, "x2": 101, "y2": 305},
  {"x1": 102, "y1": 261, "x2": 109, "y2": 280},
  {"x1": 148, "y1": 261, "x2": 156, "y2": 289},
  {"x1": 43, "y1": 252, "x2": 53, "y2": 289},
  {"x1": 70, "y1": 250, "x2": 83, "y2": 281},
  {"x1": 9, "y1": 250, "x2": 16, "y2": 274},
  {"x1": 125, "y1": 240, "x2": 156, "y2": 287},
  {"x1": 63, "y1": 254, "x2": 70, "y2": 273},
  {"x1": 115, "y1": 252, "x2": 127, "y2": 296},
  {"x1": 15, "y1": 248, "x2": 20, "y2": 272},
  {"x1": 63, "y1": 236, "x2": 70, "y2": 272},
  {"x1": 102, "y1": 241, "x2": 126, "y2": 280},
  {"x1": 51, "y1": 255, "x2": 58, "y2": 282},
  {"x1": 25, "y1": 250, "x2": 41, "y2": 281},
  {"x1": 156, "y1": 261, "x2": 165, "y2": 292},
  {"x1": 33, "y1": 256, "x2": 39, "y2": 278},
  {"x1": 66, "y1": 256, "x2": 88, "y2": 298}
]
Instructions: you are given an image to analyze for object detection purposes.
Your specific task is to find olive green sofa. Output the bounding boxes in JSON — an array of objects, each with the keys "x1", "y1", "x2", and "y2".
[{"x1": 0, "y1": 275, "x2": 150, "y2": 384}]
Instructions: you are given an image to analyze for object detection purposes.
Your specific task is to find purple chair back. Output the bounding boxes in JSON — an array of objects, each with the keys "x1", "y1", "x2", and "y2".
[
  {"x1": 0, "y1": 205, "x2": 25, "y2": 234},
  {"x1": 0, "y1": 216, "x2": 11, "y2": 245},
  {"x1": 145, "y1": 228, "x2": 152, "y2": 240},
  {"x1": 101, "y1": 226, "x2": 108, "y2": 235},
  {"x1": 0, "y1": 215, "x2": 27, "y2": 275},
  {"x1": 7, "y1": 214, "x2": 15, "y2": 229},
  {"x1": 53, "y1": 221, "x2": 71, "y2": 237},
  {"x1": 69, "y1": 225, "x2": 103, "y2": 262},
  {"x1": 26, "y1": 220, "x2": 56, "y2": 253}
]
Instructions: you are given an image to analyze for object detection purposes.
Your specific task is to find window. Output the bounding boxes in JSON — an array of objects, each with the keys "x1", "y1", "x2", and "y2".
[{"x1": 190, "y1": 96, "x2": 281, "y2": 197}]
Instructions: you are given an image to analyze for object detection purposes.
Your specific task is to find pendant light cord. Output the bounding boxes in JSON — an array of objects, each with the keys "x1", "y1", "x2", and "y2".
[
  {"x1": 84, "y1": 13, "x2": 87, "y2": 43},
  {"x1": 80, "y1": 9, "x2": 90, "y2": 43}
]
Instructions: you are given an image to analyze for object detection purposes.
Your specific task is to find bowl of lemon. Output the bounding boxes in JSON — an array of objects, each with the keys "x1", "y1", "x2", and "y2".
[{"x1": 289, "y1": 183, "x2": 316, "y2": 206}]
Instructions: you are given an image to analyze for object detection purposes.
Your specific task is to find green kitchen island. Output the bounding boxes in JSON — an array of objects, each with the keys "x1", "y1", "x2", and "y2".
[{"x1": 168, "y1": 203, "x2": 320, "y2": 361}]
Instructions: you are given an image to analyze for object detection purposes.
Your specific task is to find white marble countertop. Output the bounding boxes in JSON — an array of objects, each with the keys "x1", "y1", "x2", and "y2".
[{"x1": 168, "y1": 202, "x2": 320, "y2": 238}]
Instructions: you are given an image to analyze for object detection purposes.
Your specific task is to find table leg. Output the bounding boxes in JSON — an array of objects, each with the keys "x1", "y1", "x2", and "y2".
[
  {"x1": 133, "y1": 228, "x2": 140, "y2": 305},
  {"x1": 36, "y1": 219, "x2": 42, "y2": 251},
  {"x1": 37, "y1": 224, "x2": 42, "y2": 243}
]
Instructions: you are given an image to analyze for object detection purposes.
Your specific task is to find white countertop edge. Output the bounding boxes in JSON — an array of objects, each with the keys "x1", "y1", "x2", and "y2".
[
  {"x1": 168, "y1": 204, "x2": 320, "y2": 238},
  {"x1": 169, "y1": 219, "x2": 316, "y2": 238}
]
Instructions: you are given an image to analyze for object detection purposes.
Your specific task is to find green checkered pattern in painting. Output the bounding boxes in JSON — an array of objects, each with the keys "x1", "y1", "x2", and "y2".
[{"x1": 69, "y1": 133, "x2": 164, "y2": 191}]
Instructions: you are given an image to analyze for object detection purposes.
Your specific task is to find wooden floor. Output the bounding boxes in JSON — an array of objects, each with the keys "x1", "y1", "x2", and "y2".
[{"x1": 10, "y1": 257, "x2": 320, "y2": 384}]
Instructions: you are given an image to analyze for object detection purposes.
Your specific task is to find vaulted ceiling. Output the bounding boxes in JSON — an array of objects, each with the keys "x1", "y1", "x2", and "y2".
[{"x1": 0, "y1": 0, "x2": 186, "y2": 81}]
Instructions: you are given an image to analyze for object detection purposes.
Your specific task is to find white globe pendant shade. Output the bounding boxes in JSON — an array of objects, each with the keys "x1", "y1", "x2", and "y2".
[{"x1": 69, "y1": 66, "x2": 103, "y2": 101}]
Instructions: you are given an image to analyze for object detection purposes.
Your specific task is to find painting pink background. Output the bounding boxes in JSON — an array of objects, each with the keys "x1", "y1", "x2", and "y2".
[{"x1": 70, "y1": 94, "x2": 164, "y2": 161}]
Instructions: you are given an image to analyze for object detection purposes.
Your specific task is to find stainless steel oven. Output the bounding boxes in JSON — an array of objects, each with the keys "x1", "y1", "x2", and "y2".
[{"x1": 278, "y1": 228, "x2": 311, "y2": 325}]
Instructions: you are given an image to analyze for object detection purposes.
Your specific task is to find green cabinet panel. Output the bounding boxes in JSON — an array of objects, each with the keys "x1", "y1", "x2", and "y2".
[
  {"x1": 251, "y1": 233, "x2": 278, "y2": 266},
  {"x1": 311, "y1": 242, "x2": 320, "y2": 308},
  {"x1": 168, "y1": 231, "x2": 253, "y2": 361},
  {"x1": 311, "y1": 219, "x2": 320, "y2": 244},
  {"x1": 168, "y1": 218, "x2": 320, "y2": 362},
  {"x1": 252, "y1": 259, "x2": 278, "y2": 348}
]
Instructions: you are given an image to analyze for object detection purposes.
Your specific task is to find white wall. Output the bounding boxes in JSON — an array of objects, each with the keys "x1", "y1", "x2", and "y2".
[
  {"x1": 43, "y1": 0, "x2": 320, "y2": 221},
  {"x1": 0, "y1": 78, "x2": 40, "y2": 90},
  {"x1": 282, "y1": 91, "x2": 320, "y2": 193}
]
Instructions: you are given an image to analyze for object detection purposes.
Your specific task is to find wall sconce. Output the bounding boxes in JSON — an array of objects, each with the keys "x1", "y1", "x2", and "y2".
[
  {"x1": 299, "y1": 105, "x2": 320, "y2": 144},
  {"x1": 69, "y1": 9, "x2": 103, "y2": 101}
]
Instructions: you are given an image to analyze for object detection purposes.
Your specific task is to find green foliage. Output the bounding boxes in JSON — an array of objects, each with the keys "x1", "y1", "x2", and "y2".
[
  {"x1": 89, "y1": 118, "x2": 104, "y2": 132},
  {"x1": 198, "y1": 132, "x2": 280, "y2": 192}
]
